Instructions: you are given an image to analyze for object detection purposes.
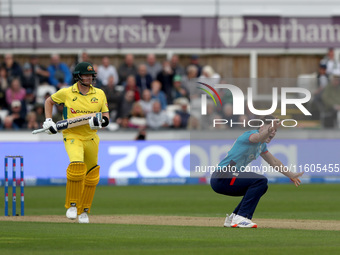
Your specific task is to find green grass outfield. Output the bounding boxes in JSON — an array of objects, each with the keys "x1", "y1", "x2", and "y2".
[{"x1": 0, "y1": 184, "x2": 340, "y2": 254}]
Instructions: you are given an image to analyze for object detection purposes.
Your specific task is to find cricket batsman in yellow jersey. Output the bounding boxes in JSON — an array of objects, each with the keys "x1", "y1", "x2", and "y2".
[{"x1": 43, "y1": 62, "x2": 109, "y2": 223}]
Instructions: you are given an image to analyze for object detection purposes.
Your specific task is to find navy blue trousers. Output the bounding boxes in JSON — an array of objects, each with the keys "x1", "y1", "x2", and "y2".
[{"x1": 210, "y1": 170, "x2": 268, "y2": 219}]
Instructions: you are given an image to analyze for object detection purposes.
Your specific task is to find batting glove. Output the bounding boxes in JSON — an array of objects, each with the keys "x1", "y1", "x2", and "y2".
[
  {"x1": 43, "y1": 118, "x2": 57, "y2": 134},
  {"x1": 89, "y1": 116, "x2": 102, "y2": 130}
]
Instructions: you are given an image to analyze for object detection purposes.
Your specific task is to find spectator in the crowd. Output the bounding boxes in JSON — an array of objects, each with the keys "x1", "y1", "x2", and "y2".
[
  {"x1": 170, "y1": 55, "x2": 185, "y2": 76},
  {"x1": 157, "y1": 60, "x2": 174, "y2": 103},
  {"x1": 0, "y1": 66, "x2": 9, "y2": 91},
  {"x1": 78, "y1": 51, "x2": 91, "y2": 64},
  {"x1": 200, "y1": 100, "x2": 222, "y2": 130},
  {"x1": 52, "y1": 103, "x2": 64, "y2": 123},
  {"x1": 222, "y1": 104, "x2": 239, "y2": 128},
  {"x1": 92, "y1": 64, "x2": 103, "y2": 88},
  {"x1": 220, "y1": 86, "x2": 233, "y2": 106},
  {"x1": 321, "y1": 74, "x2": 340, "y2": 127},
  {"x1": 34, "y1": 103, "x2": 45, "y2": 127},
  {"x1": 151, "y1": 80, "x2": 167, "y2": 110},
  {"x1": 116, "y1": 90, "x2": 135, "y2": 125},
  {"x1": 139, "y1": 89, "x2": 155, "y2": 114},
  {"x1": 187, "y1": 55, "x2": 202, "y2": 77},
  {"x1": 29, "y1": 55, "x2": 50, "y2": 85},
  {"x1": 102, "y1": 75, "x2": 122, "y2": 120},
  {"x1": 0, "y1": 66, "x2": 9, "y2": 109},
  {"x1": 26, "y1": 111, "x2": 39, "y2": 130},
  {"x1": 36, "y1": 82, "x2": 56, "y2": 104},
  {"x1": 310, "y1": 63, "x2": 330, "y2": 116},
  {"x1": 70, "y1": 51, "x2": 91, "y2": 73},
  {"x1": 6, "y1": 78, "x2": 26, "y2": 107},
  {"x1": 170, "y1": 114, "x2": 183, "y2": 129},
  {"x1": 3, "y1": 100, "x2": 26, "y2": 130},
  {"x1": 171, "y1": 75, "x2": 189, "y2": 103},
  {"x1": 310, "y1": 63, "x2": 330, "y2": 120},
  {"x1": 118, "y1": 117, "x2": 129, "y2": 128},
  {"x1": 187, "y1": 115, "x2": 200, "y2": 130},
  {"x1": 125, "y1": 75, "x2": 140, "y2": 101},
  {"x1": 135, "y1": 64, "x2": 153, "y2": 92},
  {"x1": 315, "y1": 63, "x2": 329, "y2": 98},
  {"x1": 174, "y1": 98, "x2": 190, "y2": 128},
  {"x1": 145, "y1": 54, "x2": 162, "y2": 80},
  {"x1": 2, "y1": 53, "x2": 23, "y2": 80},
  {"x1": 199, "y1": 65, "x2": 221, "y2": 83},
  {"x1": 47, "y1": 54, "x2": 72, "y2": 89},
  {"x1": 182, "y1": 65, "x2": 198, "y2": 91},
  {"x1": 21, "y1": 63, "x2": 36, "y2": 93},
  {"x1": 321, "y1": 48, "x2": 339, "y2": 75},
  {"x1": 146, "y1": 100, "x2": 170, "y2": 129},
  {"x1": 24, "y1": 90, "x2": 36, "y2": 113},
  {"x1": 118, "y1": 54, "x2": 137, "y2": 84},
  {"x1": 97, "y1": 56, "x2": 119, "y2": 86},
  {"x1": 128, "y1": 102, "x2": 147, "y2": 129}
]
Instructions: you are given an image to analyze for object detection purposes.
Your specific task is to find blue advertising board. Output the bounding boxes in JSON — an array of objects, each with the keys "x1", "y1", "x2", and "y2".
[{"x1": 0, "y1": 139, "x2": 339, "y2": 185}]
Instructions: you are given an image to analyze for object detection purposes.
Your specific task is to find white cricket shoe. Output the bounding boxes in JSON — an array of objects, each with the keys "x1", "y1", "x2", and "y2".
[
  {"x1": 231, "y1": 215, "x2": 257, "y2": 228},
  {"x1": 78, "y1": 212, "x2": 89, "y2": 223},
  {"x1": 223, "y1": 213, "x2": 235, "y2": 227},
  {"x1": 66, "y1": 206, "x2": 77, "y2": 220}
]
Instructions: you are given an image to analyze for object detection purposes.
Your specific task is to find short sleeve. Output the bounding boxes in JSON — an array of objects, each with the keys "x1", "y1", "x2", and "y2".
[
  {"x1": 100, "y1": 90, "x2": 109, "y2": 113},
  {"x1": 51, "y1": 88, "x2": 67, "y2": 104},
  {"x1": 261, "y1": 143, "x2": 268, "y2": 154},
  {"x1": 241, "y1": 130, "x2": 257, "y2": 144}
]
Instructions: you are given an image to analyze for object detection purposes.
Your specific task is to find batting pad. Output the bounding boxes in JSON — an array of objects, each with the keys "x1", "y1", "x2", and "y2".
[
  {"x1": 78, "y1": 165, "x2": 100, "y2": 214},
  {"x1": 65, "y1": 162, "x2": 87, "y2": 209}
]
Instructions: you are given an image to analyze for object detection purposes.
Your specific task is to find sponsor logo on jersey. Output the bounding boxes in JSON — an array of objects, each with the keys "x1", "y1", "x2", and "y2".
[
  {"x1": 72, "y1": 97, "x2": 77, "y2": 101},
  {"x1": 70, "y1": 108, "x2": 76, "y2": 114}
]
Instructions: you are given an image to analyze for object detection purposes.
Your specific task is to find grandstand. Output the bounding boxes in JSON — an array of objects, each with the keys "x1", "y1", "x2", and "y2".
[{"x1": 1, "y1": 0, "x2": 340, "y2": 183}]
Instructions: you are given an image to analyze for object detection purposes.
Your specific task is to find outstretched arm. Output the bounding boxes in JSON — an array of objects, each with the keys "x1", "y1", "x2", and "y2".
[
  {"x1": 249, "y1": 120, "x2": 281, "y2": 143},
  {"x1": 261, "y1": 151, "x2": 304, "y2": 187}
]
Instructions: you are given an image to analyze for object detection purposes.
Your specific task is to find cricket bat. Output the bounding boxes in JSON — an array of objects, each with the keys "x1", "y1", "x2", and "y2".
[{"x1": 32, "y1": 112, "x2": 102, "y2": 134}]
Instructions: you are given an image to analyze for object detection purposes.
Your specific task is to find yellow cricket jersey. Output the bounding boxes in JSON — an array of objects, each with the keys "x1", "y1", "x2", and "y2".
[{"x1": 51, "y1": 83, "x2": 109, "y2": 140}]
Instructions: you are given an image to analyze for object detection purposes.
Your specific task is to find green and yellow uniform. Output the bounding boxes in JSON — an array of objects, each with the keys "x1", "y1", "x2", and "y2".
[{"x1": 51, "y1": 83, "x2": 109, "y2": 213}]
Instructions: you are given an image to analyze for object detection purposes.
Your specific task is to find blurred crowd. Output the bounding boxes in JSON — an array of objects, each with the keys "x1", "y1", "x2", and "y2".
[
  {"x1": 1, "y1": 48, "x2": 339, "y2": 131},
  {"x1": 0, "y1": 52, "x2": 221, "y2": 131},
  {"x1": 311, "y1": 48, "x2": 340, "y2": 128}
]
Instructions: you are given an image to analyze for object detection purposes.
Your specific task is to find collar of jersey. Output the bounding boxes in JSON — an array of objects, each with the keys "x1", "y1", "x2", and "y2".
[{"x1": 71, "y1": 83, "x2": 96, "y2": 95}]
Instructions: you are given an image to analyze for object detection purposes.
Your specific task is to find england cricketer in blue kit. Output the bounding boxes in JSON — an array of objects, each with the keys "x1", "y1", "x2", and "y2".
[{"x1": 210, "y1": 116, "x2": 304, "y2": 228}]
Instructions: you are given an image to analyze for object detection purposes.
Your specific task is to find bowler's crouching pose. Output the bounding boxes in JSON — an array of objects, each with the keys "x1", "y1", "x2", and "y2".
[{"x1": 211, "y1": 116, "x2": 304, "y2": 228}]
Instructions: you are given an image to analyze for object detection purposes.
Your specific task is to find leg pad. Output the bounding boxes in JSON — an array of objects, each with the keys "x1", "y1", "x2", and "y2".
[
  {"x1": 65, "y1": 162, "x2": 87, "y2": 209},
  {"x1": 78, "y1": 165, "x2": 100, "y2": 214}
]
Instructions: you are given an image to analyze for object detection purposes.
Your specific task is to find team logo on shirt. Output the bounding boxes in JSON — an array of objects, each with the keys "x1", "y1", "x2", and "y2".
[{"x1": 91, "y1": 97, "x2": 98, "y2": 103}]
